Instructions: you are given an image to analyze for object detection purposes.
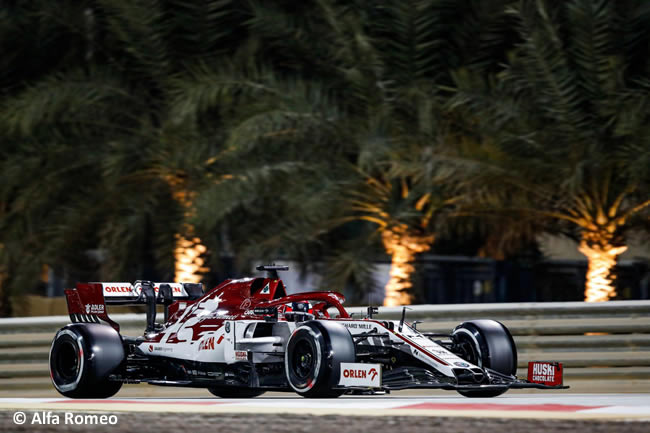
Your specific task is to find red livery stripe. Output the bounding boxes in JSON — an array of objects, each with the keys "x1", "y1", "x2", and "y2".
[
  {"x1": 395, "y1": 403, "x2": 604, "y2": 412},
  {"x1": 54, "y1": 400, "x2": 227, "y2": 405}
]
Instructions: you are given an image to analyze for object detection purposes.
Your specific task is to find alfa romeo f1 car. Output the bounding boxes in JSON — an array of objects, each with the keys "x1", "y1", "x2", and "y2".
[{"x1": 49, "y1": 265, "x2": 567, "y2": 398}]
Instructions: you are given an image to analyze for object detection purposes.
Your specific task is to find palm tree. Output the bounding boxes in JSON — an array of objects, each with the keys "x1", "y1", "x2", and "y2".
[
  {"x1": 0, "y1": 0, "x2": 254, "y2": 305},
  {"x1": 0, "y1": 0, "x2": 527, "y2": 311},
  {"x1": 176, "y1": 0, "x2": 520, "y2": 305},
  {"x1": 443, "y1": 0, "x2": 650, "y2": 301}
]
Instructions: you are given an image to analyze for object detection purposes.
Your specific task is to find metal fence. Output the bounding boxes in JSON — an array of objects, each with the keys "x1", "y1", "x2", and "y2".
[{"x1": 1, "y1": 300, "x2": 649, "y2": 393}]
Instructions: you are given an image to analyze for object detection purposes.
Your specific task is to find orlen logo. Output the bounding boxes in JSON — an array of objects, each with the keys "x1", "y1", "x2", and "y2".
[
  {"x1": 343, "y1": 368, "x2": 368, "y2": 379},
  {"x1": 339, "y1": 363, "x2": 381, "y2": 387},
  {"x1": 199, "y1": 337, "x2": 215, "y2": 351},
  {"x1": 104, "y1": 286, "x2": 132, "y2": 293},
  {"x1": 156, "y1": 285, "x2": 183, "y2": 294},
  {"x1": 148, "y1": 345, "x2": 153, "y2": 353},
  {"x1": 343, "y1": 368, "x2": 377, "y2": 380}
]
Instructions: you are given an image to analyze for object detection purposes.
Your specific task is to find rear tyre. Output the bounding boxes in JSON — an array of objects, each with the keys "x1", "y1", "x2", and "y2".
[
  {"x1": 285, "y1": 321, "x2": 355, "y2": 398},
  {"x1": 451, "y1": 319, "x2": 517, "y2": 398},
  {"x1": 49, "y1": 324, "x2": 124, "y2": 398},
  {"x1": 207, "y1": 387, "x2": 265, "y2": 398}
]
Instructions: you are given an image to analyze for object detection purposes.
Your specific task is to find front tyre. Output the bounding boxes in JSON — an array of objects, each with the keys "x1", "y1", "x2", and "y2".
[
  {"x1": 452, "y1": 319, "x2": 517, "y2": 398},
  {"x1": 49, "y1": 324, "x2": 124, "y2": 398},
  {"x1": 285, "y1": 321, "x2": 355, "y2": 398}
]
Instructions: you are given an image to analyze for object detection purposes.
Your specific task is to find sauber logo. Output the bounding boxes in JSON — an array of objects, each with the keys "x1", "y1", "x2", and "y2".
[
  {"x1": 339, "y1": 363, "x2": 381, "y2": 387},
  {"x1": 199, "y1": 337, "x2": 215, "y2": 351}
]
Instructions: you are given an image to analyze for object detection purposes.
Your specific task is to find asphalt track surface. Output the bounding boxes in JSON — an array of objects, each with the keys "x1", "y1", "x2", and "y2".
[{"x1": 0, "y1": 393, "x2": 649, "y2": 432}]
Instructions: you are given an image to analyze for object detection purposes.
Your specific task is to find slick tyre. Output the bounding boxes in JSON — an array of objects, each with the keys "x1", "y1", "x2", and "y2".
[
  {"x1": 285, "y1": 321, "x2": 355, "y2": 398},
  {"x1": 49, "y1": 324, "x2": 124, "y2": 398},
  {"x1": 452, "y1": 319, "x2": 517, "y2": 398},
  {"x1": 207, "y1": 387, "x2": 266, "y2": 398}
]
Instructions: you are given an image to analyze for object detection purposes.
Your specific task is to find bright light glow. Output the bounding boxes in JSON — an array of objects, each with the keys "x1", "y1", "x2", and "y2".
[
  {"x1": 382, "y1": 225, "x2": 433, "y2": 307},
  {"x1": 174, "y1": 234, "x2": 208, "y2": 284},
  {"x1": 167, "y1": 177, "x2": 209, "y2": 284},
  {"x1": 578, "y1": 239, "x2": 627, "y2": 302}
]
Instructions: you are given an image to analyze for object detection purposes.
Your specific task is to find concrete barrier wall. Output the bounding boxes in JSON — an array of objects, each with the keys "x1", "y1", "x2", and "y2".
[{"x1": 1, "y1": 300, "x2": 649, "y2": 393}]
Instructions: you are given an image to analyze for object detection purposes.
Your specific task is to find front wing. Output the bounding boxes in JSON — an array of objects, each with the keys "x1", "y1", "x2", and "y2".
[{"x1": 336, "y1": 365, "x2": 569, "y2": 392}]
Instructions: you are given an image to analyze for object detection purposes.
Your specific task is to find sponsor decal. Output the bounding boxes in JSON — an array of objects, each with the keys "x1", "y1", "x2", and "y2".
[
  {"x1": 216, "y1": 335, "x2": 224, "y2": 345},
  {"x1": 339, "y1": 363, "x2": 381, "y2": 387},
  {"x1": 199, "y1": 337, "x2": 215, "y2": 351},
  {"x1": 84, "y1": 304, "x2": 105, "y2": 314},
  {"x1": 260, "y1": 283, "x2": 271, "y2": 295},
  {"x1": 528, "y1": 361, "x2": 563, "y2": 386},
  {"x1": 454, "y1": 361, "x2": 470, "y2": 367},
  {"x1": 101, "y1": 283, "x2": 186, "y2": 297},
  {"x1": 253, "y1": 307, "x2": 277, "y2": 315},
  {"x1": 240, "y1": 299, "x2": 252, "y2": 309},
  {"x1": 341, "y1": 322, "x2": 372, "y2": 330},
  {"x1": 235, "y1": 351, "x2": 248, "y2": 361},
  {"x1": 102, "y1": 284, "x2": 134, "y2": 294},
  {"x1": 148, "y1": 345, "x2": 153, "y2": 353},
  {"x1": 153, "y1": 346, "x2": 173, "y2": 352}
]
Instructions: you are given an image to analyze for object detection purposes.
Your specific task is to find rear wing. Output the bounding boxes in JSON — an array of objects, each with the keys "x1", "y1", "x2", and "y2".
[
  {"x1": 64, "y1": 280, "x2": 204, "y2": 332},
  {"x1": 98, "y1": 282, "x2": 204, "y2": 304}
]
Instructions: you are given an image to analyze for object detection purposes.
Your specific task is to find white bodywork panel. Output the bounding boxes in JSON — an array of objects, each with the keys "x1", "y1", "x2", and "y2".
[{"x1": 137, "y1": 308, "x2": 477, "y2": 380}]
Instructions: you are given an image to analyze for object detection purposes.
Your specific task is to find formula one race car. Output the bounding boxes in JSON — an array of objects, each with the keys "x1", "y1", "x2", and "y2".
[{"x1": 49, "y1": 265, "x2": 567, "y2": 399}]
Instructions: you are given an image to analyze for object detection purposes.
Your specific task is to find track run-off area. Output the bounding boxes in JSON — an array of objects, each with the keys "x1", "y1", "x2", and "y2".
[{"x1": 0, "y1": 393, "x2": 649, "y2": 421}]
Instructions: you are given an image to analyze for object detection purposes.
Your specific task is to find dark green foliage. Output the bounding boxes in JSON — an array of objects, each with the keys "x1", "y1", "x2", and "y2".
[{"x1": 0, "y1": 0, "x2": 648, "y2": 312}]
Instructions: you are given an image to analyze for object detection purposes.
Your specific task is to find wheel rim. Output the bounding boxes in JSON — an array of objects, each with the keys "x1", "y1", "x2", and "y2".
[
  {"x1": 51, "y1": 334, "x2": 83, "y2": 392},
  {"x1": 452, "y1": 330, "x2": 482, "y2": 368},
  {"x1": 458, "y1": 338, "x2": 479, "y2": 365},
  {"x1": 55, "y1": 340, "x2": 80, "y2": 381},
  {"x1": 292, "y1": 339, "x2": 315, "y2": 380}
]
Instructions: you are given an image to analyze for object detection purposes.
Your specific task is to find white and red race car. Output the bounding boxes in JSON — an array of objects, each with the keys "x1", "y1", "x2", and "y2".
[{"x1": 50, "y1": 265, "x2": 567, "y2": 398}]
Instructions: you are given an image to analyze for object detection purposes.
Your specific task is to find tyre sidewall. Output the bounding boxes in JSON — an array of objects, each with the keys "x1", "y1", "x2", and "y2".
[
  {"x1": 452, "y1": 320, "x2": 517, "y2": 398},
  {"x1": 49, "y1": 324, "x2": 125, "y2": 398},
  {"x1": 49, "y1": 329, "x2": 88, "y2": 396},
  {"x1": 285, "y1": 321, "x2": 355, "y2": 397},
  {"x1": 452, "y1": 320, "x2": 517, "y2": 376},
  {"x1": 285, "y1": 325, "x2": 325, "y2": 394}
]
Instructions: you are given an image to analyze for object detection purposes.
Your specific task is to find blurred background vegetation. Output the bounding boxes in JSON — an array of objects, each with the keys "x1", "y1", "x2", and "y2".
[{"x1": 1, "y1": 0, "x2": 649, "y2": 315}]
